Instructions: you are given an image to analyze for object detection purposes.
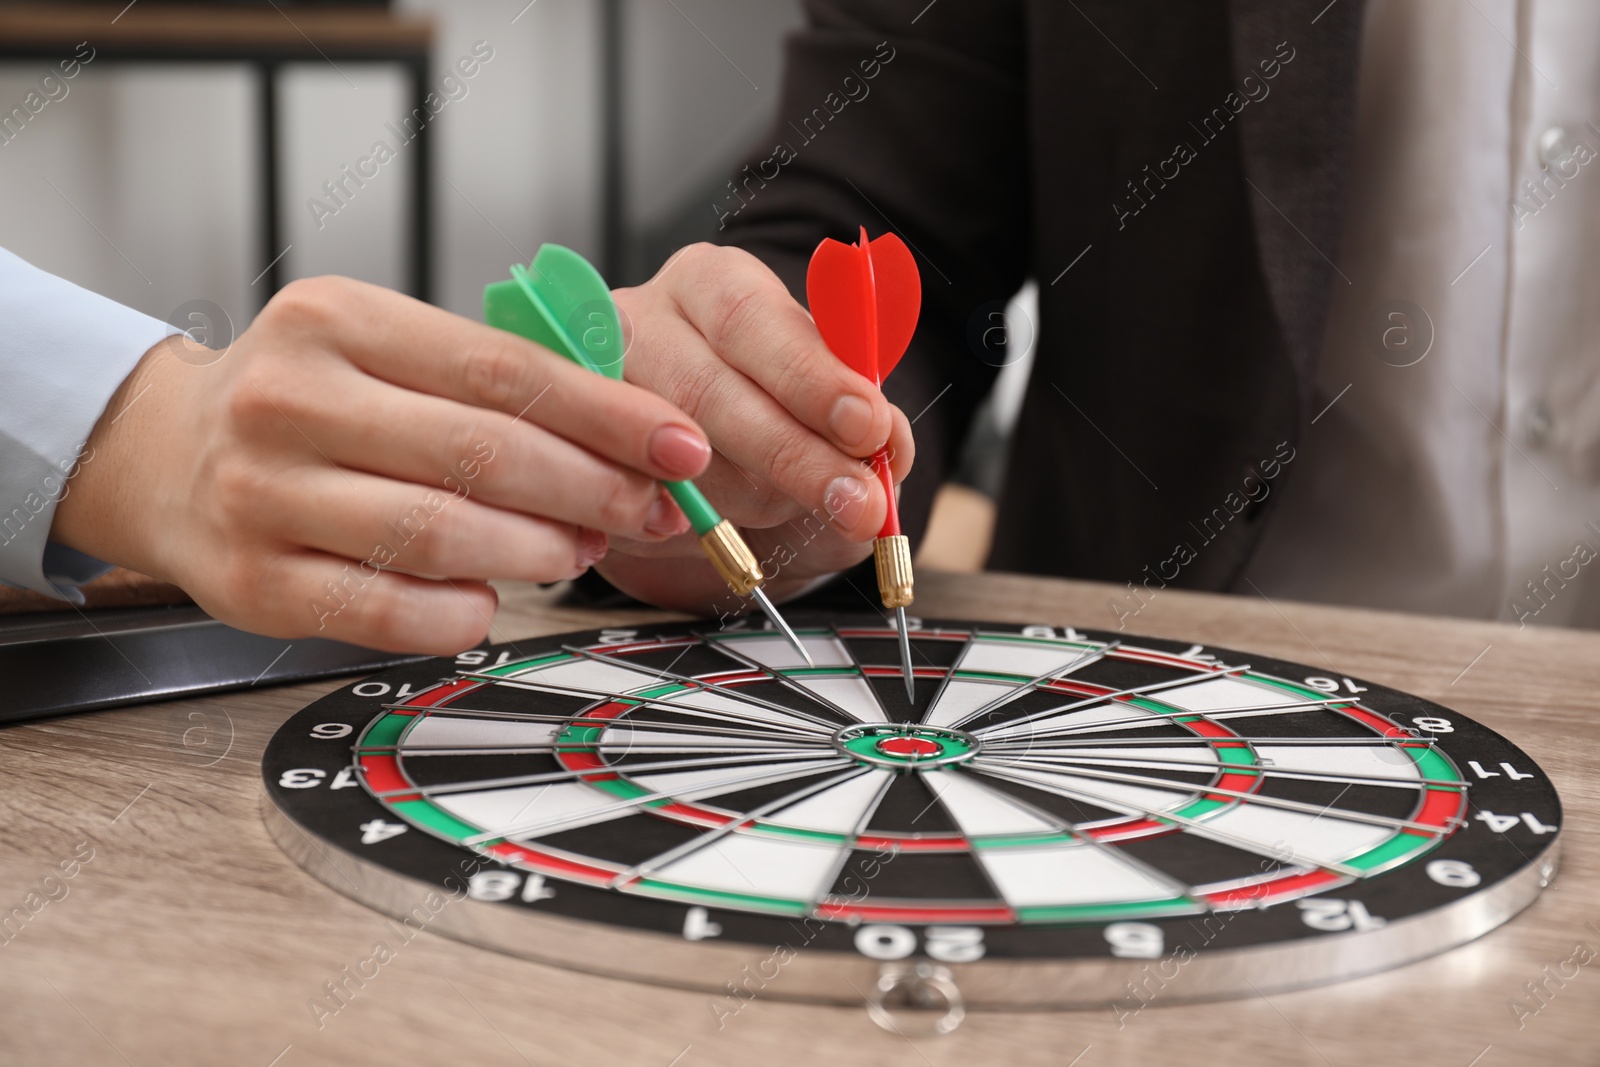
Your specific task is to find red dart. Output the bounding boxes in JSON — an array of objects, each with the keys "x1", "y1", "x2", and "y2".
[{"x1": 807, "y1": 226, "x2": 923, "y2": 699}]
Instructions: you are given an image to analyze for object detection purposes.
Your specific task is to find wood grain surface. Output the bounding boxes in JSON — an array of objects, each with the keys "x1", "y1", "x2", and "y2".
[{"x1": 0, "y1": 571, "x2": 1594, "y2": 1067}]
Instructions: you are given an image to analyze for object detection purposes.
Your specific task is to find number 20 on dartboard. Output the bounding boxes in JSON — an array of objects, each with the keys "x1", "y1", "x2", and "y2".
[{"x1": 853, "y1": 925, "x2": 985, "y2": 962}]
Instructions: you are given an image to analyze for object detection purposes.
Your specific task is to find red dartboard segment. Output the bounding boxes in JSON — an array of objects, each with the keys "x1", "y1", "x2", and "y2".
[
  {"x1": 1084, "y1": 819, "x2": 1178, "y2": 842},
  {"x1": 359, "y1": 754, "x2": 417, "y2": 801},
  {"x1": 693, "y1": 671, "x2": 770, "y2": 686},
  {"x1": 854, "y1": 833, "x2": 968, "y2": 852},
  {"x1": 880, "y1": 736, "x2": 942, "y2": 758},
  {"x1": 1039, "y1": 679, "x2": 1121, "y2": 702},
  {"x1": 816, "y1": 901, "x2": 1016, "y2": 924},
  {"x1": 1414, "y1": 787, "x2": 1470, "y2": 828},
  {"x1": 407, "y1": 677, "x2": 479, "y2": 708},
  {"x1": 1114, "y1": 647, "x2": 1229, "y2": 671},
  {"x1": 589, "y1": 639, "x2": 699, "y2": 656},
  {"x1": 651, "y1": 803, "x2": 736, "y2": 829},
  {"x1": 862, "y1": 666, "x2": 947, "y2": 681},
  {"x1": 1205, "y1": 869, "x2": 1349, "y2": 910},
  {"x1": 834, "y1": 627, "x2": 965, "y2": 640},
  {"x1": 1339, "y1": 705, "x2": 1415, "y2": 737},
  {"x1": 556, "y1": 749, "x2": 611, "y2": 774},
  {"x1": 486, "y1": 841, "x2": 618, "y2": 886}
]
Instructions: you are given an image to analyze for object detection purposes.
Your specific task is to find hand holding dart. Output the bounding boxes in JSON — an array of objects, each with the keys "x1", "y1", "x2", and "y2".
[
  {"x1": 483, "y1": 244, "x2": 814, "y2": 667},
  {"x1": 805, "y1": 227, "x2": 923, "y2": 698}
]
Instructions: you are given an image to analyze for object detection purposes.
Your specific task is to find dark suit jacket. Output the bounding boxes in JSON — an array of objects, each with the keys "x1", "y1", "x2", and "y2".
[{"x1": 719, "y1": 0, "x2": 1366, "y2": 593}]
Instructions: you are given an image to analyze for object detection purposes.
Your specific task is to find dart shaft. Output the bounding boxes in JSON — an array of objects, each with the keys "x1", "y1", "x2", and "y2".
[
  {"x1": 665, "y1": 480, "x2": 722, "y2": 536},
  {"x1": 871, "y1": 446, "x2": 900, "y2": 539}
]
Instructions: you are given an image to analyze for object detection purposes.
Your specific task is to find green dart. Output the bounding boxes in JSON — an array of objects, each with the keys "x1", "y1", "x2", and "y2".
[{"x1": 484, "y1": 244, "x2": 813, "y2": 667}]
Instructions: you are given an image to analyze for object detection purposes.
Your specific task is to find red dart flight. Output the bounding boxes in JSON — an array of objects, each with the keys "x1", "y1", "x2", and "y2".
[{"x1": 807, "y1": 226, "x2": 923, "y2": 699}]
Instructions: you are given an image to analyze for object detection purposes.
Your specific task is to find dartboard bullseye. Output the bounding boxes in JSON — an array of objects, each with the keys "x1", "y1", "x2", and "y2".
[{"x1": 262, "y1": 616, "x2": 1561, "y2": 1011}]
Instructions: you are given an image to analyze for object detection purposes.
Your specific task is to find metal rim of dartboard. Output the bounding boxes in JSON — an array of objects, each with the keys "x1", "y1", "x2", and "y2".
[{"x1": 262, "y1": 616, "x2": 1561, "y2": 1029}]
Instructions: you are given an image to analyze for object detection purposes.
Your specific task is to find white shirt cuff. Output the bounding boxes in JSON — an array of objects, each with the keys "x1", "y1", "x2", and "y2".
[{"x1": 0, "y1": 247, "x2": 181, "y2": 598}]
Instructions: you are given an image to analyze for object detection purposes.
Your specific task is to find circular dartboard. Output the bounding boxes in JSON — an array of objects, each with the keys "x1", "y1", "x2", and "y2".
[{"x1": 262, "y1": 616, "x2": 1561, "y2": 1011}]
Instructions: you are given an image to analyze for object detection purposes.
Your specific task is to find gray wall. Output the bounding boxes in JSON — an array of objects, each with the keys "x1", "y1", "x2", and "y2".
[
  {"x1": 619, "y1": 0, "x2": 802, "y2": 282},
  {"x1": 0, "y1": 0, "x2": 799, "y2": 331}
]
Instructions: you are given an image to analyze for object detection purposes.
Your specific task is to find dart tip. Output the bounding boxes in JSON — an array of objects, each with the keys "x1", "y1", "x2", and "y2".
[
  {"x1": 750, "y1": 586, "x2": 813, "y2": 667},
  {"x1": 896, "y1": 606, "x2": 914, "y2": 702}
]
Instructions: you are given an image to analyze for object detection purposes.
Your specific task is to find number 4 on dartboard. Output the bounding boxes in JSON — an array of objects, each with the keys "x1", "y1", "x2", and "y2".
[{"x1": 359, "y1": 820, "x2": 407, "y2": 845}]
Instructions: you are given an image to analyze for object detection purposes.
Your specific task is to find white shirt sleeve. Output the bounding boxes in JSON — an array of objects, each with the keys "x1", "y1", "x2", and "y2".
[{"x1": 0, "y1": 247, "x2": 181, "y2": 601}]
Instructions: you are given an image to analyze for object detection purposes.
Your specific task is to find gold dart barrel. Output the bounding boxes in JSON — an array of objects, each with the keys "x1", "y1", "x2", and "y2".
[
  {"x1": 874, "y1": 534, "x2": 914, "y2": 609},
  {"x1": 699, "y1": 519, "x2": 764, "y2": 596}
]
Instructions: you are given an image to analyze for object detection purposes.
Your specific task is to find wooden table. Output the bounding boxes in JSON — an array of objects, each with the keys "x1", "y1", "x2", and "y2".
[{"x1": 1, "y1": 572, "x2": 1594, "y2": 1066}]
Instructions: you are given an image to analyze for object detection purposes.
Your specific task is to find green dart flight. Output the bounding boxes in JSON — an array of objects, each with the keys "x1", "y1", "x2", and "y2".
[{"x1": 484, "y1": 244, "x2": 813, "y2": 667}]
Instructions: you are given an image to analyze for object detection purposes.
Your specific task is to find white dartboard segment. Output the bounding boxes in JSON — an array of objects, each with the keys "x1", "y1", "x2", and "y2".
[
  {"x1": 978, "y1": 702, "x2": 1168, "y2": 741},
  {"x1": 401, "y1": 714, "x2": 561, "y2": 749},
  {"x1": 1196, "y1": 805, "x2": 1398, "y2": 868},
  {"x1": 507, "y1": 657, "x2": 662, "y2": 697},
  {"x1": 657, "y1": 687, "x2": 837, "y2": 736},
  {"x1": 760, "y1": 769, "x2": 893, "y2": 835},
  {"x1": 644, "y1": 831, "x2": 844, "y2": 902},
  {"x1": 706, "y1": 632, "x2": 855, "y2": 671},
  {"x1": 976, "y1": 843, "x2": 1180, "y2": 908},
  {"x1": 957, "y1": 636, "x2": 1104, "y2": 679},
  {"x1": 921, "y1": 769, "x2": 1061, "y2": 837},
  {"x1": 983, "y1": 764, "x2": 1202, "y2": 817},
  {"x1": 786, "y1": 674, "x2": 888, "y2": 722},
  {"x1": 1142, "y1": 676, "x2": 1301, "y2": 714},
  {"x1": 1252, "y1": 744, "x2": 1422, "y2": 781}
]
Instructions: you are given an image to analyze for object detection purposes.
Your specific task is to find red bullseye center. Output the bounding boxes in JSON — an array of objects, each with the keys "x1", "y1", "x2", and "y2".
[{"x1": 878, "y1": 736, "x2": 941, "y2": 758}]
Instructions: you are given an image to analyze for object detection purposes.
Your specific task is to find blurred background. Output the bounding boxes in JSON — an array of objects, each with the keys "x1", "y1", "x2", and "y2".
[
  {"x1": 0, "y1": 0, "x2": 1025, "y2": 570},
  {"x1": 0, "y1": 1, "x2": 795, "y2": 319}
]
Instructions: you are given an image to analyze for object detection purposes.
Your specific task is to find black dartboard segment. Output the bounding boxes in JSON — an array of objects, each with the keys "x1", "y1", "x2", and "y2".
[{"x1": 262, "y1": 616, "x2": 1562, "y2": 1006}]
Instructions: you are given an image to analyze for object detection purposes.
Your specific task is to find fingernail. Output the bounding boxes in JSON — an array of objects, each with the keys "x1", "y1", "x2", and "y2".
[
  {"x1": 575, "y1": 527, "x2": 609, "y2": 571},
  {"x1": 828, "y1": 394, "x2": 876, "y2": 451},
  {"x1": 823, "y1": 475, "x2": 869, "y2": 531},
  {"x1": 648, "y1": 425, "x2": 712, "y2": 479},
  {"x1": 644, "y1": 494, "x2": 688, "y2": 537}
]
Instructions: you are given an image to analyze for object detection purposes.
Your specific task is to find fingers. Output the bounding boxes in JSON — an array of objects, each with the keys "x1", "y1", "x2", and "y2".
[
  {"x1": 255, "y1": 276, "x2": 713, "y2": 484},
  {"x1": 257, "y1": 466, "x2": 607, "y2": 583},
  {"x1": 618, "y1": 310, "x2": 889, "y2": 540},
  {"x1": 194, "y1": 548, "x2": 500, "y2": 655},
  {"x1": 884, "y1": 403, "x2": 916, "y2": 483},
  {"x1": 246, "y1": 361, "x2": 689, "y2": 540},
  {"x1": 596, "y1": 509, "x2": 876, "y2": 614},
  {"x1": 640, "y1": 244, "x2": 896, "y2": 457}
]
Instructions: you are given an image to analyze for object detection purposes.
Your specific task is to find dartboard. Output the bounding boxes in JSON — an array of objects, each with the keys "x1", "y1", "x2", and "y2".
[{"x1": 262, "y1": 616, "x2": 1560, "y2": 1011}]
